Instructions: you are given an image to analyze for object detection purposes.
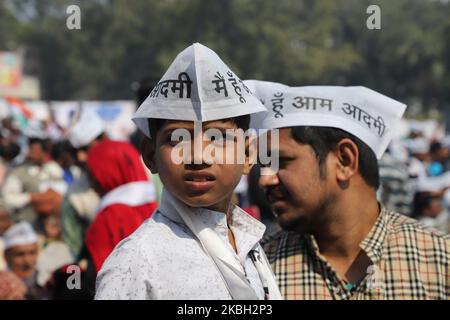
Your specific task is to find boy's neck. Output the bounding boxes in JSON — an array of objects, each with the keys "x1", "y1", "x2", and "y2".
[{"x1": 205, "y1": 194, "x2": 234, "y2": 215}]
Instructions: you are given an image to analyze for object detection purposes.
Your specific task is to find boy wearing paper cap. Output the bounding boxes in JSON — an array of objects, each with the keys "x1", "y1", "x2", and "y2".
[
  {"x1": 248, "y1": 80, "x2": 450, "y2": 300},
  {"x1": 95, "y1": 43, "x2": 281, "y2": 300}
]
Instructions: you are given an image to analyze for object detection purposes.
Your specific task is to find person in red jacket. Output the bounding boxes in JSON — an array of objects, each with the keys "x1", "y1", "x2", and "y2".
[{"x1": 84, "y1": 140, "x2": 158, "y2": 272}]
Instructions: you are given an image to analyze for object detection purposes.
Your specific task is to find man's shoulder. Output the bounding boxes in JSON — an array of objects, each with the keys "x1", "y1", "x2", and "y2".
[
  {"x1": 384, "y1": 210, "x2": 450, "y2": 251},
  {"x1": 8, "y1": 163, "x2": 28, "y2": 176}
]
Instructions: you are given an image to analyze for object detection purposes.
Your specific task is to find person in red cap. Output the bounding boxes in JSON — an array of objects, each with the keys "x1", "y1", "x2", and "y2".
[{"x1": 84, "y1": 140, "x2": 158, "y2": 273}]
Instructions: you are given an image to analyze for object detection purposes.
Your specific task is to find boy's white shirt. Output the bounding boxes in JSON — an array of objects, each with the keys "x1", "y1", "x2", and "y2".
[{"x1": 95, "y1": 189, "x2": 282, "y2": 300}]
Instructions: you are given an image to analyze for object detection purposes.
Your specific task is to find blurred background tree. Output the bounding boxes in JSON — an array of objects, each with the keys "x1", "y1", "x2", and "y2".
[{"x1": 1, "y1": 0, "x2": 448, "y2": 114}]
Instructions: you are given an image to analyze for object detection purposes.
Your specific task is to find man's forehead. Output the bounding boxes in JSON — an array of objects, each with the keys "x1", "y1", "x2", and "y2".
[
  {"x1": 266, "y1": 127, "x2": 312, "y2": 153},
  {"x1": 266, "y1": 127, "x2": 293, "y2": 144},
  {"x1": 10, "y1": 243, "x2": 38, "y2": 252}
]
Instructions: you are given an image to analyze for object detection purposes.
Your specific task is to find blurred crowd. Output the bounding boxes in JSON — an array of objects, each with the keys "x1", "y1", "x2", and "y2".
[
  {"x1": 0, "y1": 82, "x2": 449, "y2": 300},
  {"x1": 378, "y1": 129, "x2": 450, "y2": 233}
]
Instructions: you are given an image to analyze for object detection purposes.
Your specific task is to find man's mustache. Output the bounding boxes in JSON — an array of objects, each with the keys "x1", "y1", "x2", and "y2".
[
  {"x1": 19, "y1": 264, "x2": 34, "y2": 271},
  {"x1": 265, "y1": 187, "x2": 289, "y2": 203}
]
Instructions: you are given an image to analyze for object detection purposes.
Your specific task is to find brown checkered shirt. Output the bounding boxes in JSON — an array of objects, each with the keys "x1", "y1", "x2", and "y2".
[{"x1": 262, "y1": 207, "x2": 450, "y2": 300}]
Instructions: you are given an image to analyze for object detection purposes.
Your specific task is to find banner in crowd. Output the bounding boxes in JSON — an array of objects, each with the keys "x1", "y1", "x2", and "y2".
[
  {"x1": 0, "y1": 52, "x2": 22, "y2": 88},
  {"x1": 0, "y1": 99, "x2": 137, "y2": 141}
]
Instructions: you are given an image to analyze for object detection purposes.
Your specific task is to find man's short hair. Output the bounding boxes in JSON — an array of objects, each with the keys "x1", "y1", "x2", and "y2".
[
  {"x1": 291, "y1": 126, "x2": 380, "y2": 189},
  {"x1": 28, "y1": 138, "x2": 49, "y2": 153}
]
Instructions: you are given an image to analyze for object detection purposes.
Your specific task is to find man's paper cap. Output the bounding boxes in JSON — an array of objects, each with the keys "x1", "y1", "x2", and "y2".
[
  {"x1": 3, "y1": 221, "x2": 37, "y2": 250},
  {"x1": 245, "y1": 80, "x2": 407, "y2": 160},
  {"x1": 69, "y1": 109, "x2": 105, "y2": 148}
]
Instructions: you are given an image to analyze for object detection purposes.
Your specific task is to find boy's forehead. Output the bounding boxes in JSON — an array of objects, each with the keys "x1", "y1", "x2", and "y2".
[{"x1": 161, "y1": 119, "x2": 238, "y2": 130}]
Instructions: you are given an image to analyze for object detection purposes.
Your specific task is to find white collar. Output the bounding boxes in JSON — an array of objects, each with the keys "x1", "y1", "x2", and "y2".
[
  {"x1": 160, "y1": 190, "x2": 266, "y2": 265},
  {"x1": 158, "y1": 189, "x2": 281, "y2": 300}
]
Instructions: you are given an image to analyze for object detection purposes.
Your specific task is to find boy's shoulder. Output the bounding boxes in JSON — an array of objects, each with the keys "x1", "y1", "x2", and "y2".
[
  {"x1": 95, "y1": 210, "x2": 202, "y2": 299},
  {"x1": 102, "y1": 210, "x2": 197, "y2": 265}
]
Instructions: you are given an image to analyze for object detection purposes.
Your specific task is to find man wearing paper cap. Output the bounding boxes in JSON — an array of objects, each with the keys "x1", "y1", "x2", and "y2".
[
  {"x1": 68, "y1": 108, "x2": 107, "y2": 155},
  {"x1": 0, "y1": 199, "x2": 15, "y2": 271},
  {"x1": 248, "y1": 80, "x2": 449, "y2": 299},
  {"x1": 412, "y1": 178, "x2": 450, "y2": 234},
  {"x1": 3, "y1": 221, "x2": 40, "y2": 299},
  {"x1": 406, "y1": 137, "x2": 430, "y2": 180},
  {"x1": 95, "y1": 43, "x2": 281, "y2": 300}
]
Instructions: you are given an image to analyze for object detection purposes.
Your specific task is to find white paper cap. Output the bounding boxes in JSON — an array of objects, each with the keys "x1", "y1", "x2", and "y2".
[
  {"x1": 442, "y1": 136, "x2": 450, "y2": 149},
  {"x1": 68, "y1": 109, "x2": 105, "y2": 148},
  {"x1": 415, "y1": 177, "x2": 444, "y2": 193},
  {"x1": 3, "y1": 221, "x2": 38, "y2": 250},
  {"x1": 133, "y1": 43, "x2": 267, "y2": 138},
  {"x1": 245, "y1": 80, "x2": 407, "y2": 160},
  {"x1": 438, "y1": 171, "x2": 450, "y2": 189},
  {"x1": 407, "y1": 138, "x2": 429, "y2": 154}
]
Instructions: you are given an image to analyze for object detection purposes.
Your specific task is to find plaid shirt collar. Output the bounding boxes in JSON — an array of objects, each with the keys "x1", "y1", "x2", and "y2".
[{"x1": 304, "y1": 206, "x2": 390, "y2": 265}]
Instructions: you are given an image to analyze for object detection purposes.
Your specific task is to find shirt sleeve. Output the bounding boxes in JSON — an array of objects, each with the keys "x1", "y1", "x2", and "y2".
[
  {"x1": 1, "y1": 174, "x2": 31, "y2": 210},
  {"x1": 94, "y1": 238, "x2": 153, "y2": 300}
]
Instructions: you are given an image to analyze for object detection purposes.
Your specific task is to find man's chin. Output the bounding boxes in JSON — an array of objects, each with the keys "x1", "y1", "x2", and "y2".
[
  {"x1": 16, "y1": 269, "x2": 34, "y2": 280},
  {"x1": 276, "y1": 212, "x2": 311, "y2": 233}
]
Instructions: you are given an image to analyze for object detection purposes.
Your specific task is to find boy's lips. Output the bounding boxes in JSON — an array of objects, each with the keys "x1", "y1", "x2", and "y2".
[
  {"x1": 184, "y1": 171, "x2": 216, "y2": 191},
  {"x1": 184, "y1": 171, "x2": 216, "y2": 182}
]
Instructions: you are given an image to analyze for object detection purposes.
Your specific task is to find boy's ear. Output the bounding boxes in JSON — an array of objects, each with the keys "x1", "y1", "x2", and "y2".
[{"x1": 141, "y1": 137, "x2": 158, "y2": 173}]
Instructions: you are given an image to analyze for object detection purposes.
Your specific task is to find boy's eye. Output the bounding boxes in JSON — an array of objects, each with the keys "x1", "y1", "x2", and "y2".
[
  {"x1": 205, "y1": 131, "x2": 234, "y2": 143},
  {"x1": 166, "y1": 135, "x2": 183, "y2": 146}
]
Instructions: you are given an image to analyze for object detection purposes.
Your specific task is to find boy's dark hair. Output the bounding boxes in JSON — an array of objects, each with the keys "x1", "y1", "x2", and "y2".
[
  {"x1": 130, "y1": 78, "x2": 157, "y2": 150},
  {"x1": 134, "y1": 78, "x2": 157, "y2": 107},
  {"x1": 147, "y1": 114, "x2": 251, "y2": 140},
  {"x1": 291, "y1": 126, "x2": 380, "y2": 189}
]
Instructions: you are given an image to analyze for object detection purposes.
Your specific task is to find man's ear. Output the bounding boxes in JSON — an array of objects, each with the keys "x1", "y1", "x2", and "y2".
[
  {"x1": 333, "y1": 138, "x2": 359, "y2": 184},
  {"x1": 141, "y1": 137, "x2": 158, "y2": 174}
]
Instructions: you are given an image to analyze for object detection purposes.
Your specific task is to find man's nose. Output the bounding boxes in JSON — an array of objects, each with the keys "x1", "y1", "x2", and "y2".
[
  {"x1": 259, "y1": 171, "x2": 279, "y2": 188},
  {"x1": 24, "y1": 252, "x2": 36, "y2": 265}
]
